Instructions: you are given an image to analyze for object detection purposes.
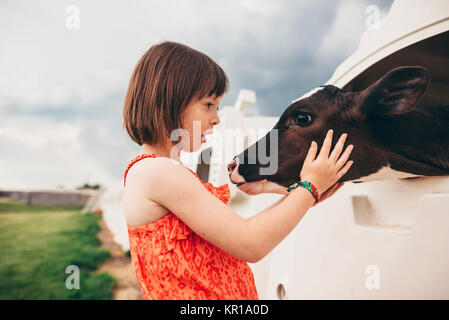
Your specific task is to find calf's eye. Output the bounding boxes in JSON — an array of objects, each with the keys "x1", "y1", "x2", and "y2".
[{"x1": 292, "y1": 112, "x2": 313, "y2": 126}]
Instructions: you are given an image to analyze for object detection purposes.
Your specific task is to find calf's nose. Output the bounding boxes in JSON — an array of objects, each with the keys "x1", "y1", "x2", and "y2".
[
  {"x1": 227, "y1": 156, "x2": 246, "y2": 185},
  {"x1": 227, "y1": 156, "x2": 239, "y2": 174}
]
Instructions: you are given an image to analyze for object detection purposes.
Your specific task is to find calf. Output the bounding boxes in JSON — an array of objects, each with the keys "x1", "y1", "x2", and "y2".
[{"x1": 228, "y1": 66, "x2": 449, "y2": 188}]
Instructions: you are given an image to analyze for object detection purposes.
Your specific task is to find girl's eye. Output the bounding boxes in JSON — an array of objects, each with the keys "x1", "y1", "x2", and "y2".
[{"x1": 206, "y1": 103, "x2": 219, "y2": 111}]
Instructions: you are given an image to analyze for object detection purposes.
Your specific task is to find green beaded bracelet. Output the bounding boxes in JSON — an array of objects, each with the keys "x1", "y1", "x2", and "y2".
[{"x1": 286, "y1": 181, "x2": 319, "y2": 202}]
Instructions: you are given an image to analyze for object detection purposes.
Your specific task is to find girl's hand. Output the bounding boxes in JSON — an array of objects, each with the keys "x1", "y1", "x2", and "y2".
[
  {"x1": 300, "y1": 129, "x2": 354, "y2": 196},
  {"x1": 312, "y1": 181, "x2": 344, "y2": 207}
]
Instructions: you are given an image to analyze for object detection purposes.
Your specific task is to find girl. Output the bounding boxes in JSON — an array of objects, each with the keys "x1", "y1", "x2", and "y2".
[{"x1": 122, "y1": 41, "x2": 354, "y2": 300}]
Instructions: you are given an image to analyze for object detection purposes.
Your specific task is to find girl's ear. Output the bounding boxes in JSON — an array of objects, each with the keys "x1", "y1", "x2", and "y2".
[{"x1": 358, "y1": 66, "x2": 430, "y2": 117}]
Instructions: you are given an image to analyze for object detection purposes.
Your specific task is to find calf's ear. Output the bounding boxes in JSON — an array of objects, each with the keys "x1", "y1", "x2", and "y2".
[{"x1": 359, "y1": 66, "x2": 430, "y2": 116}]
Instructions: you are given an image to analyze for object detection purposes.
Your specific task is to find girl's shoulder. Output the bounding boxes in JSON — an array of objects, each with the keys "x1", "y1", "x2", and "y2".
[
  {"x1": 124, "y1": 156, "x2": 196, "y2": 226},
  {"x1": 124, "y1": 155, "x2": 201, "y2": 199},
  {"x1": 126, "y1": 155, "x2": 177, "y2": 175}
]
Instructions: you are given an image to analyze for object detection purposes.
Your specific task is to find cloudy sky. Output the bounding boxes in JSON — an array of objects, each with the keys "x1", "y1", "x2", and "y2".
[{"x1": 0, "y1": 0, "x2": 392, "y2": 190}]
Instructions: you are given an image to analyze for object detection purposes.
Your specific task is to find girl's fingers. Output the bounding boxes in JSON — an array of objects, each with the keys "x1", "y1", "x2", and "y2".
[
  {"x1": 304, "y1": 140, "x2": 318, "y2": 165},
  {"x1": 314, "y1": 184, "x2": 335, "y2": 205},
  {"x1": 329, "y1": 133, "x2": 348, "y2": 162},
  {"x1": 320, "y1": 182, "x2": 338, "y2": 199},
  {"x1": 333, "y1": 182, "x2": 344, "y2": 194},
  {"x1": 327, "y1": 181, "x2": 341, "y2": 195},
  {"x1": 320, "y1": 187, "x2": 334, "y2": 201},
  {"x1": 317, "y1": 129, "x2": 333, "y2": 160},
  {"x1": 335, "y1": 144, "x2": 354, "y2": 169},
  {"x1": 238, "y1": 179, "x2": 271, "y2": 195},
  {"x1": 315, "y1": 182, "x2": 344, "y2": 206},
  {"x1": 337, "y1": 160, "x2": 354, "y2": 179}
]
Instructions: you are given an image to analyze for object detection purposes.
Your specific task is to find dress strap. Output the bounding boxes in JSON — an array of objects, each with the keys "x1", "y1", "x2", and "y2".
[
  {"x1": 123, "y1": 153, "x2": 159, "y2": 187},
  {"x1": 123, "y1": 153, "x2": 204, "y2": 187}
]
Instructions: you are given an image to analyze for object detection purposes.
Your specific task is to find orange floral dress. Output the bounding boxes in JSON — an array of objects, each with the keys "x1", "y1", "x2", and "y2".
[{"x1": 124, "y1": 153, "x2": 259, "y2": 300}]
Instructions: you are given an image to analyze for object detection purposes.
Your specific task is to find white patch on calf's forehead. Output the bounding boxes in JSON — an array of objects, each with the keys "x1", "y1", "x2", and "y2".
[
  {"x1": 292, "y1": 87, "x2": 323, "y2": 104},
  {"x1": 347, "y1": 163, "x2": 424, "y2": 183}
]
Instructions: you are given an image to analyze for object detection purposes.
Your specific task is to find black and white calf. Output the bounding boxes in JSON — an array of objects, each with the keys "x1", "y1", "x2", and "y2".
[{"x1": 228, "y1": 66, "x2": 449, "y2": 187}]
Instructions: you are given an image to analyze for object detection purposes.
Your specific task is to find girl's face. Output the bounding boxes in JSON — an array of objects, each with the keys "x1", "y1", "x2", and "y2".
[{"x1": 179, "y1": 94, "x2": 222, "y2": 153}]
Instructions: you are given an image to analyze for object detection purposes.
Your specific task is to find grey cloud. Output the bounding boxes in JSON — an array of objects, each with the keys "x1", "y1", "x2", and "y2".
[{"x1": 0, "y1": 0, "x2": 393, "y2": 189}]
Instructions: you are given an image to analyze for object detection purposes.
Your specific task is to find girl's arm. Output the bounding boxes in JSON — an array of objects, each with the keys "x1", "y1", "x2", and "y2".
[
  {"x1": 243, "y1": 130, "x2": 353, "y2": 260},
  {"x1": 245, "y1": 186, "x2": 317, "y2": 261},
  {"x1": 252, "y1": 194, "x2": 288, "y2": 216},
  {"x1": 243, "y1": 180, "x2": 345, "y2": 212},
  {"x1": 143, "y1": 130, "x2": 352, "y2": 263},
  {"x1": 140, "y1": 157, "x2": 308, "y2": 263},
  {"x1": 242, "y1": 182, "x2": 343, "y2": 256}
]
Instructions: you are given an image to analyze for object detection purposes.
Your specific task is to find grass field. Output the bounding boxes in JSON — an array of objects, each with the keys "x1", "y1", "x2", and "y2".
[{"x1": 0, "y1": 200, "x2": 116, "y2": 299}]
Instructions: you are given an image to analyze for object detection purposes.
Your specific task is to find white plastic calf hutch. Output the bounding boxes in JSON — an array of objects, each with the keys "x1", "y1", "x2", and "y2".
[{"x1": 186, "y1": 0, "x2": 449, "y2": 299}]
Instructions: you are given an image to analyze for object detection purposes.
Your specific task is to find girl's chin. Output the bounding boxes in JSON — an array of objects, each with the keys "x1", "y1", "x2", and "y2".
[{"x1": 187, "y1": 143, "x2": 203, "y2": 153}]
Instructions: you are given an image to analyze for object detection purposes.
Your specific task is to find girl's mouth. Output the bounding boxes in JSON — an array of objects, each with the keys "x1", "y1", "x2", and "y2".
[{"x1": 201, "y1": 129, "x2": 213, "y2": 143}]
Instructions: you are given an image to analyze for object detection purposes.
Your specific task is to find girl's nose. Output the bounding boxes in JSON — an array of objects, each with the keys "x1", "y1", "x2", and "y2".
[{"x1": 212, "y1": 111, "x2": 220, "y2": 126}]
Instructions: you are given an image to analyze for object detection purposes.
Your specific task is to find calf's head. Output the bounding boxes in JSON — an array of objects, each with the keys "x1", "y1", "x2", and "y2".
[{"x1": 228, "y1": 66, "x2": 432, "y2": 188}]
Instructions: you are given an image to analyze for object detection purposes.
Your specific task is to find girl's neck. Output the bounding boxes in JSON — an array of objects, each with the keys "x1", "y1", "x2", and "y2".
[{"x1": 140, "y1": 141, "x2": 182, "y2": 162}]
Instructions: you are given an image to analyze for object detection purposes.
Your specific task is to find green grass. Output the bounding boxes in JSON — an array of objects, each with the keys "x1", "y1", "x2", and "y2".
[
  {"x1": 0, "y1": 201, "x2": 116, "y2": 299},
  {"x1": 0, "y1": 200, "x2": 83, "y2": 214}
]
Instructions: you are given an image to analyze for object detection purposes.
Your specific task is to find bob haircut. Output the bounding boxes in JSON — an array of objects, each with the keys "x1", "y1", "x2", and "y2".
[{"x1": 123, "y1": 41, "x2": 229, "y2": 146}]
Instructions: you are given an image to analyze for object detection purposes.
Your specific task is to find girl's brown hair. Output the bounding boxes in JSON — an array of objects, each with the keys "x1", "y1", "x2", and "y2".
[{"x1": 123, "y1": 41, "x2": 229, "y2": 146}]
